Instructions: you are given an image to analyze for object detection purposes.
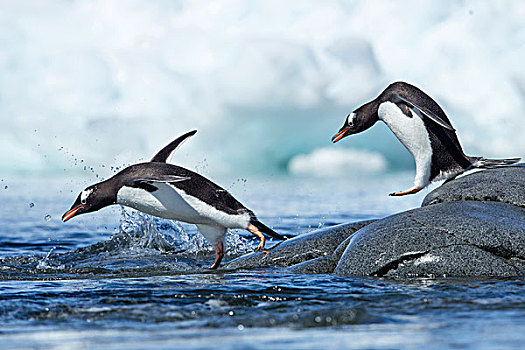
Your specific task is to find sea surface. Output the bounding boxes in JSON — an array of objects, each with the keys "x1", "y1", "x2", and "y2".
[{"x1": 1, "y1": 174, "x2": 524, "y2": 350}]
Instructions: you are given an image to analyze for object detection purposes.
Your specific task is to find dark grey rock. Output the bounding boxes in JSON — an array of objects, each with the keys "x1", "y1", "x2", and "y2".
[
  {"x1": 422, "y1": 166, "x2": 525, "y2": 208},
  {"x1": 382, "y1": 245, "x2": 525, "y2": 278},
  {"x1": 287, "y1": 232, "x2": 355, "y2": 274},
  {"x1": 225, "y1": 220, "x2": 375, "y2": 269},
  {"x1": 286, "y1": 255, "x2": 336, "y2": 274},
  {"x1": 335, "y1": 201, "x2": 525, "y2": 278}
]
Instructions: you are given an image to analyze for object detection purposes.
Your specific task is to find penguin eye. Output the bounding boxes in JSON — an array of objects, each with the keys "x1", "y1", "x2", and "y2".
[
  {"x1": 80, "y1": 189, "x2": 93, "y2": 205},
  {"x1": 347, "y1": 113, "x2": 356, "y2": 127}
]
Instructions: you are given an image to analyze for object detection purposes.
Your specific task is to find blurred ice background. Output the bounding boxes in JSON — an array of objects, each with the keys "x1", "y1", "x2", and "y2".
[{"x1": 0, "y1": 0, "x2": 524, "y2": 178}]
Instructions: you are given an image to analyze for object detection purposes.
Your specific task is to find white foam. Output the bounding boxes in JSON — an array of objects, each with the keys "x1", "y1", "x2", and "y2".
[
  {"x1": 414, "y1": 254, "x2": 441, "y2": 266},
  {"x1": 288, "y1": 147, "x2": 388, "y2": 178}
]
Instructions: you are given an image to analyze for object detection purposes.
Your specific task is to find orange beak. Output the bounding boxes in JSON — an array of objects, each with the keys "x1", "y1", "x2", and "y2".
[
  {"x1": 331, "y1": 127, "x2": 350, "y2": 143},
  {"x1": 62, "y1": 205, "x2": 83, "y2": 222}
]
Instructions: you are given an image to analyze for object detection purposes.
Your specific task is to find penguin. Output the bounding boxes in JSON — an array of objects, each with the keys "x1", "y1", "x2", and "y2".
[
  {"x1": 62, "y1": 130, "x2": 286, "y2": 268},
  {"x1": 331, "y1": 81, "x2": 520, "y2": 196}
]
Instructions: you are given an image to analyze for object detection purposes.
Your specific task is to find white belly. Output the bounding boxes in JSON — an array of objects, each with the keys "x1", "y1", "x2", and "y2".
[
  {"x1": 378, "y1": 101, "x2": 432, "y2": 188},
  {"x1": 116, "y1": 184, "x2": 250, "y2": 229}
]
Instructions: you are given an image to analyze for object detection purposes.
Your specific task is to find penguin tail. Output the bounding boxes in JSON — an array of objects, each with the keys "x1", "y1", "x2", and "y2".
[
  {"x1": 471, "y1": 157, "x2": 521, "y2": 169},
  {"x1": 249, "y1": 218, "x2": 288, "y2": 241}
]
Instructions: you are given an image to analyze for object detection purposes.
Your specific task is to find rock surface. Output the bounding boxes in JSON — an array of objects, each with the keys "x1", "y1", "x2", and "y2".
[
  {"x1": 422, "y1": 166, "x2": 525, "y2": 208},
  {"x1": 334, "y1": 201, "x2": 525, "y2": 278},
  {"x1": 225, "y1": 165, "x2": 525, "y2": 278},
  {"x1": 286, "y1": 233, "x2": 355, "y2": 274},
  {"x1": 225, "y1": 220, "x2": 374, "y2": 269},
  {"x1": 286, "y1": 255, "x2": 336, "y2": 274}
]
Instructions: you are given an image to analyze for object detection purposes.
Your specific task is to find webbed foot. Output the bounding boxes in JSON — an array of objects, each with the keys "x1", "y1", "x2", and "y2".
[{"x1": 389, "y1": 186, "x2": 422, "y2": 196}]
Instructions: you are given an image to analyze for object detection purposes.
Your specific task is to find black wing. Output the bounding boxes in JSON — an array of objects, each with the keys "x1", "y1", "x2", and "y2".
[
  {"x1": 393, "y1": 95, "x2": 455, "y2": 131},
  {"x1": 121, "y1": 163, "x2": 249, "y2": 215},
  {"x1": 150, "y1": 130, "x2": 197, "y2": 163},
  {"x1": 129, "y1": 175, "x2": 191, "y2": 192}
]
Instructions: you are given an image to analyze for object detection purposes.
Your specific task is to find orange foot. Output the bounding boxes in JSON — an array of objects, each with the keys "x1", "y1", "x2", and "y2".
[
  {"x1": 247, "y1": 223, "x2": 266, "y2": 252},
  {"x1": 389, "y1": 186, "x2": 422, "y2": 196}
]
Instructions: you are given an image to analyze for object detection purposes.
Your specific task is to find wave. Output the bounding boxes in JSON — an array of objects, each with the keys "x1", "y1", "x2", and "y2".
[{"x1": 1, "y1": 208, "x2": 255, "y2": 277}]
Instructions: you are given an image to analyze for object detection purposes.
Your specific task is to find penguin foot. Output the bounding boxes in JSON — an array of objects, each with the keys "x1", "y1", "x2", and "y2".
[
  {"x1": 389, "y1": 186, "x2": 422, "y2": 196},
  {"x1": 248, "y1": 224, "x2": 266, "y2": 253},
  {"x1": 210, "y1": 241, "x2": 224, "y2": 269},
  {"x1": 254, "y1": 247, "x2": 270, "y2": 254},
  {"x1": 254, "y1": 243, "x2": 267, "y2": 253}
]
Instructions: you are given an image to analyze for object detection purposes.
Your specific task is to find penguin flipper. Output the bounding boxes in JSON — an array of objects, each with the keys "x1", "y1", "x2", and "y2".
[
  {"x1": 151, "y1": 130, "x2": 197, "y2": 163},
  {"x1": 130, "y1": 175, "x2": 191, "y2": 192},
  {"x1": 394, "y1": 95, "x2": 455, "y2": 131}
]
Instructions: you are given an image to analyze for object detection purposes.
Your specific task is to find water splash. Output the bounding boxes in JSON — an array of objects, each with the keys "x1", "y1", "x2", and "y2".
[
  {"x1": 36, "y1": 246, "x2": 56, "y2": 270},
  {"x1": 116, "y1": 209, "x2": 177, "y2": 253},
  {"x1": 0, "y1": 205, "x2": 259, "y2": 279},
  {"x1": 115, "y1": 208, "x2": 254, "y2": 256}
]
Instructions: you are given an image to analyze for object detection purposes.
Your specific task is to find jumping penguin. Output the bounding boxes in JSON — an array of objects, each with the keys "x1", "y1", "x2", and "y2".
[
  {"x1": 332, "y1": 81, "x2": 520, "y2": 196},
  {"x1": 62, "y1": 130, "x2": 286, "y2": 268}
]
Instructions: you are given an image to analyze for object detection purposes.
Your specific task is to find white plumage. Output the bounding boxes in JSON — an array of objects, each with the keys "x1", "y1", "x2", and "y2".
[
  {"x1": 116, "y1": 184, "x2": 251, "y2": 244},
  {"x1": 378, "y1": 101, "x2": 432, "y2": 189}
]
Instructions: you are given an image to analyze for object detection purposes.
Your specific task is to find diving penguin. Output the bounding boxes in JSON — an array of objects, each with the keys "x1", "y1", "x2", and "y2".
[
  {"x1": 331, "y1": 81, "x2": 520, "y2": 196},
  {"x1": 62, "y1": 130, "x2": 286, "y2": 268}
]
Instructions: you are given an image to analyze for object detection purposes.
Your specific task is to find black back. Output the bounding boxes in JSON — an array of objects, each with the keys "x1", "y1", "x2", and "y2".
[
  {"x1": 112, "y1": 163, "x2": 253, "y2": 217},
  {"x1": 380, "y1": 82, "x2": 472, "y2": 180}
]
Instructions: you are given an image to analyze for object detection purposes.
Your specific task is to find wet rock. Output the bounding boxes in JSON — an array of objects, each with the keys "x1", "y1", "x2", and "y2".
[
  {"x1": 335, "y1": 201, "x2": 525, "y2": 278},
  {"x1": 225, "y1": 220, "x2": 375, "y2": 269},
  {"x1": 381, "y1": 245, "x2": 524, "y2": 278},
  {"x1": 422, "y1": 166, "x2": 525, "y2": 208},
  {"x1": 286, "y1": 255, "x2": 336, "y2": 274},
  {"x1": 286, "y1": 234, "x2": 354, "y2": 274}
]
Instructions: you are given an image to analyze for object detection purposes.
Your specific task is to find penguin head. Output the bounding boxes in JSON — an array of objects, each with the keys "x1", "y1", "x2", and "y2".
[
  {"x1": 62, "y1": 182, "x2": 116, "y2": 222},
  {"x1": 331, "y1": 101, "x2": 379, "y2": 143}
]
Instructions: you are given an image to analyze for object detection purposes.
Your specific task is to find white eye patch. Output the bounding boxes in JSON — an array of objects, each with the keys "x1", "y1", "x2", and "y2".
[
  {"x1": 347, "y1": 112, "x2": 356, "y2": 126},
  {"x1": 81, "y1": 189, "x2": 93, "y2": 204}
]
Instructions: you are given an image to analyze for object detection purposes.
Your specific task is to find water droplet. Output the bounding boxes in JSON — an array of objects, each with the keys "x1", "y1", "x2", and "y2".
[
  {"x1": 237, "y1": 324, "x2": 244, "y2": 331},
  {"x1": 4, "y1": 185, "x2": 7, "y2": 189},
  {"x1": 314, "y1": 316, "x2": 322, "y2": 323},
  {"x1": 29, "y1": 202, "x2": 35, "y2": 208},
  {"x1": 44, "y1": 215, "x2": 52, "y2": 222},
  {"x1": 228, "y1": 311, "x2": 234, "y2": 316}
]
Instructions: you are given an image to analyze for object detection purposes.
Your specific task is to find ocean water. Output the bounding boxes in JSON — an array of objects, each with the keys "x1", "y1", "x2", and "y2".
[{"x1": 1, "y1": 174, "x2": 524, "y2": 349}]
